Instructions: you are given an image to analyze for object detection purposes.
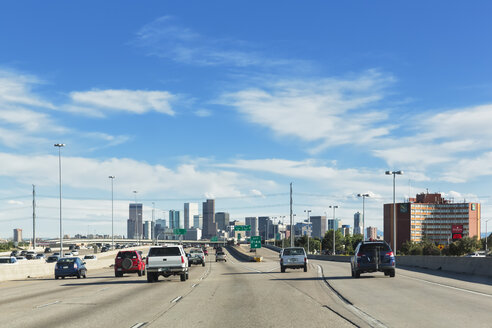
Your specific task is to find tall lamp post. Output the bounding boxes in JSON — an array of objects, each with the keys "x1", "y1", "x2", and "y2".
[
  {"x1": 133, "y1": 191, "x2": 138, "y2": 245},
  {"x1": 54, "y1": 144, "x2": 65, "y2": 255},
  {"x1": 304, "y1": 209, "x2": 311, "y2": 254},
  {"x1": 329, "y1": 205, "x2": 339, "y2": 255},
  {"x1": 108, "y1": 176, "x2": 115, "y2": 250},
  {"x1": 386, "y1": 170, "x2": 403, "y2": 252},
  {"x1": 485, "y1": 219, "x2": 491, "y2": 253},
  {"x1": 152, "y1": 202, "x2": 155, "y2": 243},
  {"x1": 357, "y1": 194, "x2": 370, "y2": 241}
]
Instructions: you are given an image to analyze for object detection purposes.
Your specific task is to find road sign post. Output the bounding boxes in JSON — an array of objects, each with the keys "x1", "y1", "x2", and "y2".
[{"x1": 250, "y1": 236, "x2": 261, "y2": 249}]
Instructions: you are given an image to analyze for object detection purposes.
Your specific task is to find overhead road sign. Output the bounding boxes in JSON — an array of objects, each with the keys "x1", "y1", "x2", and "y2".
[
  {"x1": 173, "y1": 229, "x2": 187, "y2": 235},
  {"x1": 235, "y1": 225, "x2": 251, "y2": 231}
]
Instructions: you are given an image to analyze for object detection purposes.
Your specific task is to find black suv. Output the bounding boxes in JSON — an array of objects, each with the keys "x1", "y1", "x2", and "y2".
[{"x1": 351, "y1": 241, "x2": 396, "y2": 278}]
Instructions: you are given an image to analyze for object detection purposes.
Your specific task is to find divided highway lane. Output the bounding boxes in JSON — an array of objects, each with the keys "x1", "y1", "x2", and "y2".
[{"x1": 0, "y1": 258, "x2": 209, "y2": 328}]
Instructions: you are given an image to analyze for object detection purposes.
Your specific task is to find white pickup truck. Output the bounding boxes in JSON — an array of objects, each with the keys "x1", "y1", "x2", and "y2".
[{"x1": 146, "y1": 245, "x2": 189, "y2": 282}]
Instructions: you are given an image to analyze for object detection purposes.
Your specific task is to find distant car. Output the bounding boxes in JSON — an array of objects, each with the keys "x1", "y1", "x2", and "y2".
[
  {"x1": 26, "y1": 251, "x2": 37, "y2": 260},
  {"x1": 20, "y1": 250, "x2": 28, "y2": 256},
  {"x1": 215, "y1": 251, "x2": 227, "y2": 262},
  {"x1": 64, "y1": 252, "x2": 73, "y2": 257},
  {"x1": 71, "y1": 250, "x2": 79, "y2": 256},
  {"x1": 114, "y1": 250, "x2": 146, "y2": 277},
  {"x1": 10, "y1": 250, "x2": 19, "y2": 257},
  {"x1": 16, "y1": 256, "x2": 27, "y2": 261},
  {"x1": 46, "y1": 255, "x2": 60, "y2": 263},
  {"x1": 280, "y1": 247, "x2": 307, "y2": 273},
  {"x1": 101, "y1": 247, "x2": 109, "y2": 252},
  {"x1": 0, "y1": 257, "x2": 18, "y2": 264},
  {"x1": 36, "y1": 254, "x2": 46, "y2": 260},
  {"x1": 188, "y1": 248, "x2": 205, "y2": 267},
  {"x1": 83, "y1": 254, "x2": 97, "y2": 260},
  {"x1": 465, "y1": 251, "x2": 486, "y2": 258},
  {"x1": 351, "y1": 241, "x2": 395, "y2": 278},
  {"x1": 202, "y1": 248, "x2": 209, "y2": 256},
  {"x1": 55, "y1": 257, "x2": 87, "y2": 279},
  {"x1": 53, "y1": 252, "x2": 60, "y2": 256},
  {"x1": 44, "y1": 247, "x2": 52, "y2": 253}
]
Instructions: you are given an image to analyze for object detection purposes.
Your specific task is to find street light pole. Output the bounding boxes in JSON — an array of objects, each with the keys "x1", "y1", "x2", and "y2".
[
  {"x1": 329, "y1": 205, "x2": 339, "y2": 255},
  {"x1": 152, "y1": 202, "x2": 155, "y2": 243},
  {"x1": 304, "y1": 209, "x2": 311, "y2": 254},
  {"x1": 133, "y1": 191, "x2": 138, "y2": 245},
  {"x1": 108, "y1": 176, "x2": 115, "y2": 250},
  {"x1": 357, "y1": 194, "x2": 370, "y2": 241},
  {"x1": 54, "y1": 144, "x2": 65, "y2": 255},
  {"x1": 486, "y1": 219, "x2": 490, "y2": 253},
  {"x1": 386, "y1": 170, "x2": 403, "y2": 252}
]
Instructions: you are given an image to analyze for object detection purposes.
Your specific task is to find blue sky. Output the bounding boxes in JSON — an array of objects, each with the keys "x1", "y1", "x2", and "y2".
[{"x1": 1, "y1": 1, "x2": 492, "y2": 238}]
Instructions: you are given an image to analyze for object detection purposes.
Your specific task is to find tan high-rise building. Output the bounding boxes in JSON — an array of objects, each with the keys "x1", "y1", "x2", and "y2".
[
  {"x1": 13, "y1": 229, "x2": 22, "y2": 242},
  {"x1": 384, "y1": 192, "x2": 480, "y2": 250},
  {"x1": 366, "y1": 226, "x2": 377, "y2": 240}
]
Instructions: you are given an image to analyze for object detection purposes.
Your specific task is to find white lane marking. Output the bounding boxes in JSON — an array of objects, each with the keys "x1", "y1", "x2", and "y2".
[
  {"x1": 192, "y1": 284, "x2": 197, "y2": 288},
  {"x1": 400, "y1": 274, "x2": 492, "y2": 298},
  {"x1": 130, "y1": 323, "x2": 147, "y2": 328},
  {"x1": 36, "y1": 300, "x2": 60, "y2": 308},
  {"x1": 171, "y1": 296, "x2": 182, "y2": 303}
]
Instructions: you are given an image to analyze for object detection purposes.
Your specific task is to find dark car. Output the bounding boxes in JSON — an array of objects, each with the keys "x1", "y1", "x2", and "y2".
[
  {"x1": 55, "y1": 257, "x2": 87, "y2": 279},
  {"x1": 44, "y1": 247, "x2": 52, "y2": 253},
  {"x1": 36, "y1": 254, "x2": 46, "y2": 260},
  {"x1": 114, "y1": 250, "x2": 146, "y2": 277},
  {"x1": 351, "y1": 241, "x2": 395, "y2": 278},
  {"x1": 10, "y1": 250, "x2": 19, "y2": 257},
  {"x1": 46, "y1": 255, "x2": 60, "y2": 263}
]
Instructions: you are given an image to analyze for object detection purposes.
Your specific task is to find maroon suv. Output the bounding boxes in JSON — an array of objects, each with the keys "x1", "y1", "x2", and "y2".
[{"x1": 114, "y1": 250, "x2": 146, "y2": 277}]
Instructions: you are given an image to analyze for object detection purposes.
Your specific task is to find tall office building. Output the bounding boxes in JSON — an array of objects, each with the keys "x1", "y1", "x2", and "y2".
[
  {"x1": 310, "y1": 216, "x2": 327, "y2": 238},
  {"x1": 143, "y1": 221, "x2": 152, "y2": 240},
  {"x1": 127, "y1": 203, "x2": 143, "y2": 239},
  {"x1": 328, "y1": 218, "x2": 341, "y2": 231},
  {"x1": 353, "y1": 212, "x2": 362, "y2": 235},
  {"x1": 169, "y1": 210, "x2": 181, "y2": 229},
  {"x1": 259, "y1": 216, "x2": 273, "y2": 239},
  {"x1": 366, "y1": 226, "x2": 377, "y2": 240},
  {"x1": 215, "y1": 212, "x2": 230, "y2": 231},
  {"x1": 341, "y1": 224, "x2": 352, "y2": 237},
  {"x1": 384, "y1": 192, "x2": 481, "y2": 250},
  {"x1": 193, "y1": 214, "x2": 203, "y2": 229},
  {"x1": 202, "y1": 199, "x2": 216, "y2": 238},
  {"x1": 184, "y1": 203, "x2": 199, "y2": 229},
  {"x1": 245, "y1": 217, "x2": 259, "y2": 237},
  {"x1": 13, "y1": 229, "x2": 22, "y2": 242}
]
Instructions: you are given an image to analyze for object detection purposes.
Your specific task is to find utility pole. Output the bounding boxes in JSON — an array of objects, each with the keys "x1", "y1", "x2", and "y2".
[
  {"x1": 32, "y1": 185, "x2": 36, "y2": 250},
  {"x1": 290, "y1": 183, "x2": 293, "y2": 248},
  {"x1": 152, "y1": 202, "x2": 155, "y2": 243}
]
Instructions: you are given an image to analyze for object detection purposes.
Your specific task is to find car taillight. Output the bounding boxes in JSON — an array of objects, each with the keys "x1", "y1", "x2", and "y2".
[
  {"x1": 304, "y1": 257, "x2": 307, "y2": 263},
  {"x1": 386, "y1": 251, "x2": 394, "y2": 257},
  {"x1": 181, "y1": 256, "x2": 184, "y2": 263}
]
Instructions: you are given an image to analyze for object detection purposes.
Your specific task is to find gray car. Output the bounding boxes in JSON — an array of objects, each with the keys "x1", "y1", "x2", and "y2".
[{"x1": 351, "y1": 241, "x2": 396, "y2": 278}]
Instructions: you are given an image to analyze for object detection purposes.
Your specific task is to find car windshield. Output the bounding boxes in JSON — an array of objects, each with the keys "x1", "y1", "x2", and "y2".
[
  {"x1": 190, "y1": 249, "x2": 202, "y2": 254},
  {"x1": 283, "y1": 248, "x2": 305, "y2": 256},
  {"x1": 149, "y1": 247, "x2": 181, "y2": 256}
]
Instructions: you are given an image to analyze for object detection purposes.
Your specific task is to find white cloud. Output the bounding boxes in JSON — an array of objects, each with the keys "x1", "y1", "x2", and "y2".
[
  {"x1": 70, "y1": 89, "x2": 176, "y2": 116},
  {"x1": 134, "y1": 16, "x2": 299, "y2": 68},
  {"x1": 7, "y1": 200, "x2": 23, "y2": 205},
  {"x1": 194, "y1": 109, "x2": 212, "y2": 117},
  {"x1": 0, "y1": 69, "x2": 54, "y2": 109},
  {"x1": 220, "y1": 70, "x2": 395, "y2": 152}
]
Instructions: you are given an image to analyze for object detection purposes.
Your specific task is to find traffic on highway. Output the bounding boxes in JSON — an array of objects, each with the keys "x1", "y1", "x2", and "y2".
[{"x1": 0, "y1": 243, "x2": 491, "y2": 328}]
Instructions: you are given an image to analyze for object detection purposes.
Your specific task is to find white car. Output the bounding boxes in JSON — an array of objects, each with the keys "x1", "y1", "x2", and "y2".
[
  {"x1": 64, "y1": 252, "x2": 73, "y2": 257},
  {"x1": 215, "y1": 251, "x2": 227, "y2": 262},
  {"x1": 71, "y1": 250, "x2": 79, "y2": 256}
]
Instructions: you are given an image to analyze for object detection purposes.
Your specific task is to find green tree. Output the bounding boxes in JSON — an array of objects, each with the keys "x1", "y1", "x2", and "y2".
[{"x1": 322, "y1": 230, "x2": 344, "y2": 255}]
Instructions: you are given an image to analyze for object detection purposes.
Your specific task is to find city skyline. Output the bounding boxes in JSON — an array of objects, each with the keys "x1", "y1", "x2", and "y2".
[{"x1": 2, "y1": 2, "x2": 492, "y2": 239}]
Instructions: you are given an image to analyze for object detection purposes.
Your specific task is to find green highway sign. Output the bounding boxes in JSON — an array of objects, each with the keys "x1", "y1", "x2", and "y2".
[
  {"x1": 250, "y1": 236, "x2": 261, "y2": 249},
  {"x1": 234, "y1": 225, "x2": 251, "y2": 231},
  {"x1": 211, "y1": 236, "x2": 218, "y2": 242},
  {"x1": 173, "y1": 229, "x2": 187, "y2": 235}
]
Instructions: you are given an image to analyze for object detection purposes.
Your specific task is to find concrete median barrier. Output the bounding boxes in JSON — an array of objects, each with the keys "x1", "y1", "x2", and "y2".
[{"x1": 225, "y1": 246, "x2": 255, "y2": 262}]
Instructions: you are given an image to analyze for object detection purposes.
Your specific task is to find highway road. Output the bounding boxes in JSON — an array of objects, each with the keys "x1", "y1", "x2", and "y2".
[{"x1": 0, "y1": 246, "x2": 491, "y2": 328}]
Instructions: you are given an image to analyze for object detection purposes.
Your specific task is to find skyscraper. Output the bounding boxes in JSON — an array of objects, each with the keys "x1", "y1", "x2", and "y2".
[
  {"x1": 366, "y1": 226, "x2": 377, "y2": 240},
  {"x1": 193, "y1": 214, "x2": 203, "y2": 229},
  {"x1": 202, "y1": 199, "x2": 216, "y2": 238},
  {"x1": 13, "y1": 228, "x2": 22, "y2": 243},
  {"x1": 169, "y1": 210, "x2": 181, "y2": 229},
  {"x1": 215, "y1": 212, "x2": 230, "y2": 231},
  {"x1": 354, "y1": 212, "x2": 362, "y2": 235},
  {"x1": 184, "y1": 203, "x2": 199, "y2": 229},
  {"x1": 328, "y1": 218, "x2": 341, "y2": 231},
  {"x1": 310, "y1": 216, "x2": 327, "y2": 238},
  {"x1": 245, "y1": 217, "x2": 258, "y2": 237},
  {"x1": 259, "y1": 216, "x2": 273, "y2": 239},
  {"x1": 127, "y1": 203, "x2": 143, "y2": 239}
]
